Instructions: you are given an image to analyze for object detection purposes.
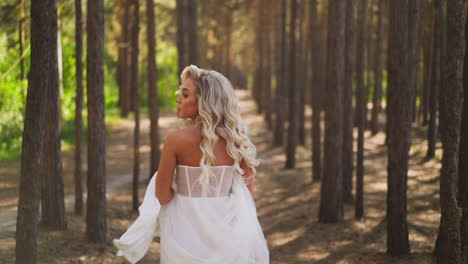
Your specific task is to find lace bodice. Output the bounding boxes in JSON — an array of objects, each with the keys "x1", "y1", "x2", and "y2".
[{"x1": 176, "y1": 165, "x2": 235, "y2": 197}]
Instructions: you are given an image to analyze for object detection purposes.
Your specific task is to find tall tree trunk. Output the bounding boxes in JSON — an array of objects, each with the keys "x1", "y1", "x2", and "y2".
[
  {"x1": 355, "y1": 0, "x2": 367, "y2": 219},
  {"x1": 371, "y1": 0, "x2": 385, "y2": 135},
  {"x1": 310, "y1": 0, "x2": 322, "y2": 182},
  {"x1": 176, "y1": 0, "x2": 187, "y2": 75},
  {"x1": 384, "y1": 0, "x2": 391, "y2": 146},
  {"x1": 461, "y1": 12, "x2": 468, "y2": 264},
  {"x1": 297, "y1": 0, "x2": 306, "y2": 146},
  {"x1": 434, "y1": 0, "x2": 465, "y2": 262},
  {"x1": 253, "y1": 68, "x2": 262, "y2": 114},
  {"x1": 131, "y1": 0, "x2": 141, "y2": 210},
  {"x1": 57, "y1": 13, "x2": 64, "y2": 95},
  {"x1": 86, "y1": 0, "x2": 107, "y2": 243},
  {"x1": 147, "y1": 0, "x2": 160, "y2": 178},
  {"x1": 223, "y1": 5, "x2": 233, "y2": 80},
  {"x1": 15, "y1": 0, "x2": 52, "y2": 261},
  {"x1": 439, "y1": 0, "x2": 448, "y2": 109},
  {"x1": 119, "y1": 0, "x2": 131, "y2": 117},
  {"x1": 318, "y1": 0, "x2": 345, "y2": 223},
  {"x1": 264, "y1": 8, "x2": 273, "y2": 129},
  {"x1": 422, "y1": 40, "x2": 433, "y2": 125},
  {"x1": 286, "y1": 0, "x2": 298, "y2": 169},
  {"x1": 222, "y1": 4, "x2": 235, "y2": 79},
  {"x1": 408, "y1": 0, "x2": 421, "y2": 123},
  {"x1": 421, "y1": 1, "x2": 434, "y2": 126},
  {"x1": 18, "y1": 0, "x2": 25, "y2": 80},
  {"x1": 364, "y1": 1, "x2": 373, "y2": 118},
  {"x1": 187, "y1": 0, "x2": 199, "y2": 66},
  {"x1": 426, "y1": 0, "x2": 442, "y2": 160},
  {"x1": 386, "y1": 0, "x2": 411, "y2": 255},
  {"x1": 343, "y1": 0, "x2": 356, "y2": 203},
  {"x1": 74, "y1": 0, "x2": 84, "y2": 215},
  {"x1": 273, "y1": 0, "x2": 287, "y2": 147},
  {"x1": 41, "y1": 0, "x2": 66, "y2": 230},
  {"x1": 254, "y1": 0, "x2": 265, "y2": 115},
  {"x1": 117, "y1": 3, "x2": 123, "y2": 109}
]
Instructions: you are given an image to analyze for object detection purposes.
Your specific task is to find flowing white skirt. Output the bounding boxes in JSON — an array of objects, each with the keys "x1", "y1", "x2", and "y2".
[{"x1": 113, "y1": 172, "x2": 269, "y2": 264}]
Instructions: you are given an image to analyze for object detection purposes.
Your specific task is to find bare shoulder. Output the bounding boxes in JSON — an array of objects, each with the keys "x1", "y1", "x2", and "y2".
[{"x1": 165, "y1": 127, "x2": 200, "y2": 150}]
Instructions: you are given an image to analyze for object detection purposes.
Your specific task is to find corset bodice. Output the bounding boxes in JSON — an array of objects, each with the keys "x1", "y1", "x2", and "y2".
[{"x1": 176, "y1": 165, "x2": 235, "y2": 197}]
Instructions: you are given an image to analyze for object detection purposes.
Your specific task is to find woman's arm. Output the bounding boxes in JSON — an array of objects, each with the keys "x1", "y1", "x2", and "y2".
[
  {"x1": 155, "y1": 132, "x2": 178, "y2": 205},
  {"x1": 240, "y1": 159, "x2": 255, "y2": 196}
]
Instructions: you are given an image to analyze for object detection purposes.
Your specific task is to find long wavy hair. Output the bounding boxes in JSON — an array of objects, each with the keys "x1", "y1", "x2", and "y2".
[{"x1": 178, "y1": 65, "x2": 259, "y2": 195}]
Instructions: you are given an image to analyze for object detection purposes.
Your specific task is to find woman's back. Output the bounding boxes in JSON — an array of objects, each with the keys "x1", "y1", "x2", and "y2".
[
  {"x1": 174, "y1": 126, "x2": 235, "y2": 167},
  {"x1": 113, "y1": 65, "x2": 269, "y2": 263},
  {"x1": 170, "y1": 126, "x2": 238, "y2": 198},
  {"x1": 175, "y1": 164, "x2": 235, "y2": 197}
]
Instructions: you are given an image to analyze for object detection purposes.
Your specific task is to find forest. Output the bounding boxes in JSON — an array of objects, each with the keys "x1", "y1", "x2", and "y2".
[{"x1": 1, "y1": 0, "x2": 467, "y2": 263}]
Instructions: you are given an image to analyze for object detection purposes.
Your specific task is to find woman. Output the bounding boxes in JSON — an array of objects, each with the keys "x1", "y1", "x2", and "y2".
[{"x1": 113, "y1": 65, "x2": 269, "y2": 263}]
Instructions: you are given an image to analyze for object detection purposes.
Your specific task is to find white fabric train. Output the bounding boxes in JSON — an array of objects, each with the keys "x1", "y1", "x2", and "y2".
[{"x1": 113, "y1": 165, "x2": 270, "y2": 264}]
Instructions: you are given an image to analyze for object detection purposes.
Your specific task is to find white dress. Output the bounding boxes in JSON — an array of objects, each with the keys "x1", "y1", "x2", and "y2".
[{"x1": 113, "y1": 165, "x2": 270, "y2": 264}]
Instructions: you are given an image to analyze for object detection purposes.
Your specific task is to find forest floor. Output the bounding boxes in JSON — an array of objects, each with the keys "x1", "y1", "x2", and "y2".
[{"x1": 0, "y1": 90, "x2": 440, "y2": 263}]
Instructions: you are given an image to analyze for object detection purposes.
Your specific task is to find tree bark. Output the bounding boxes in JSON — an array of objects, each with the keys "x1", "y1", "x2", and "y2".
[
  {"x1": 426, "y1": 0, "x2": 442, "y2": 160},
  {"x1": 187, "y1": 0, "x2": 199, "y2": 66},
  {"x1": 297, "y1": 0, "x2": 306, "y2": 146},
  {"x1": 371, "y1": 0, "x2": 385, "y2": 135},
  {"x1": 364, "y1": 2, "x2": 373, "y2": 116},
  {"x1": 86, "y1": 0, "x2": 107, "y2": 243},
  {"x1": 223, "y1": 4, "x2": 233, "y2": 80},
  {"x1": 176, "y1": 0, "x2": 187, "y2": 75},
  {"x1": 254, "y1": 0, "x2": 265, "y2": 115},
  {"x1": 119, "y1": 0, "x2": 131, "y2": 117},
  {"x1": 309, "y1": 0, "x2": 322, "y2": 182},
  {"x1": 273, "y1": 0, "x2": 287, "y2": 147},
  {"x1": 408, "y1": 0, "x2": 420, "y2": 123},
  {"x1": 318, "y1": 0, "x2": 345, "y2": 223},
  {"x1": 421, "y1": 1, "x2": 434, "y2": 125},
  {"x1": 74, "y1": 0, "x2": 84, "y2": 216},
  {"x1": 343, "y1": 0, "x2": 355, "y2": 203},
  {"x1": 355, "y1": 0, "x2": 367, "y2": 219},
  {"x1": 435, "y1": 0, "x2": 465, "y2": 262},
  {"x1": 15, "y1": 0, "x2": 52, "y2": 261},
  {"x1": 147, "y1": 0, "x2": 160, "y2": 178},
  {"x1": 286, "y1": 0, "x2": 298, "y2": 169},
  {"x1": 384, "y1": 0, "x2": 391, "y2": 146},
  {"x1": 40, "y1": 0, "x2": 66, "y2": 230},
  {"x1": 386, "y1": 0, "x2": 411, "y2": 255},
  {"x1": 131, "y1": 0, "x2": 141, "y2": 210},
  {"x1": 461, "y1": 10, "x2": 468, "y2": 264},
  {"x1": 263, "y1": 3, "x2": 273, "y2": 129}
]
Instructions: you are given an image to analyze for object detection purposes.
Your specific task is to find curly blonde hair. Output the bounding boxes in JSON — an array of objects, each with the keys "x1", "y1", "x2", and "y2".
[{"x1": 178, "y1": 65, "x2": 259, "y2": 196}]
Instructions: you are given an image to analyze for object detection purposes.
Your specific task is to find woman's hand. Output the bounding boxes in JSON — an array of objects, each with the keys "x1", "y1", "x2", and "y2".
[
  {"x1": 247, "y1": 182, "x2": 255, "y2": 197},
  {"x1": 240, "y1": 159, "x2": 255, "y2": 197}
]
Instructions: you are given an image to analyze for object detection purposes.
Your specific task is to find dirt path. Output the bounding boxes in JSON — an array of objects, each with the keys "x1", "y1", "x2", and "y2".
[{"x1": 1, "y1": 91, "x2": 440, "y2": 263}]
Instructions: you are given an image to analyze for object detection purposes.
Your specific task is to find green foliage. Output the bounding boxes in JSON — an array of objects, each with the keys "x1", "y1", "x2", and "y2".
[
  {"x1": 0, "y1": 33, "x2": 28, "y2": 163},
  {"x1": 0, "y1": 0, "x2": 22, "y2": 44},
  {"x1": 60, "y1": 23, "x2": 78, "y2": 122}
]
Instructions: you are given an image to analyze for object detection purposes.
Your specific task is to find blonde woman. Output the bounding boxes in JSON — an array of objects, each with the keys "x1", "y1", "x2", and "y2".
[{"x1": 114, "y1": 65, "x2": 269, "y2": 263}]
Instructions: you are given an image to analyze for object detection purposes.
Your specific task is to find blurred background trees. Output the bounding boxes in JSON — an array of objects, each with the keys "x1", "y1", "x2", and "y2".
[{"x1": 2, "y1": 0, "x2": 468, "y2": 263}]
